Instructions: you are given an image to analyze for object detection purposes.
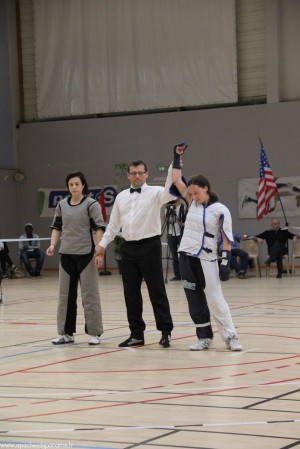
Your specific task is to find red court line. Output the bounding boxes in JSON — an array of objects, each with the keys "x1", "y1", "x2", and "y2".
[
  {"x1": 18, "y1": 353, "x2": 300, "y2": 375},
  {"x1": 3, "y1": 376, "x2": 300, "y2": 422},
  {"x1": 0, "y1": 405, "x2": 18, "y2": 409},
  {"x1": 31, "y1": 400, "x2": 57, "y2": 405},
  {"x1": 2, "y1": 352, "x2": 300, "y2": 378}
]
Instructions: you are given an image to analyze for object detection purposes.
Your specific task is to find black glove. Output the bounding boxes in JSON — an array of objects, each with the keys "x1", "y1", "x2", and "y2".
[
  {"x1": 173, "y1": 142, "x2": 188, "y2": 169},
  {"x1": 219, "y1": 250, "x2": 231, "y2": 281}
]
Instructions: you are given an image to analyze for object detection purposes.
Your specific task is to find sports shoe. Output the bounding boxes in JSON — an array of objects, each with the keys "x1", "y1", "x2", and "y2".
[
  {"x1": 52, "y1": 334, "x2": 74, "y2": 345},
  {"x1": 226, "y1": 337, "x2": 242, "y2": 351},
  {"x1": 238, "y1": 270, "x2": 246, "y2": 279},
  {"x1": 88, "y1": 335, "x2": 101, "y2": 345},
  {"x1": 118, "y1": 336, "x2": 144, "y2": 347},
  {"x1": 190, "y1": 338, "x2": 214, "y2": 351},
  {"x1": 159, "y1": 333, "x2": 171, "y2": 348}
]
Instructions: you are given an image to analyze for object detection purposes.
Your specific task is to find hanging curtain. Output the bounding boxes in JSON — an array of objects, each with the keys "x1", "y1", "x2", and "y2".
[{"x1": 34, "y1": 0, "x2": 237, "y2": 118}]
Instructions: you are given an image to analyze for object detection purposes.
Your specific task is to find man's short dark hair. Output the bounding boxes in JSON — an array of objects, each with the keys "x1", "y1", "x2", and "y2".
[{"x1": 127, "y1": 160, "x2": 148, "y2": 173}]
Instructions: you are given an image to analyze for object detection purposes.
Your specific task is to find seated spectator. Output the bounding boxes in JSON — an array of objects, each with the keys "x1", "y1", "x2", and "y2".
[
  {"x1": 19, "y1": 223, "x2": 45, "y2": 277},
  {"x1": 0, "y1": 239, "x2": 17, "y2": 279},
  {"x1": 218, "y1": 231, "x2": 249, "y2": 279},
  {"x1": 255, "y1": 218, "x2": 299, "y2": 278}
]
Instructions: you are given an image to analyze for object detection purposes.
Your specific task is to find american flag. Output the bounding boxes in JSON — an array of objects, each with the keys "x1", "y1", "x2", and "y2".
[{"x1": 257, "y1": 144, "x2": 277, "y2": 220}]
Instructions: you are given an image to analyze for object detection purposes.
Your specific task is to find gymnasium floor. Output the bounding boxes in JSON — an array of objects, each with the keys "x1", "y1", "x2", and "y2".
[{"x1": 1, "y1": 269, "x2": 300, "y2": 449}]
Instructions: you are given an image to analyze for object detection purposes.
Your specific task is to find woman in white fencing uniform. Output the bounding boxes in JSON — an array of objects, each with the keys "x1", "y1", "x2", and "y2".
[{"x1": 172, "y1": 144, "x2": 242, "y2": 351}]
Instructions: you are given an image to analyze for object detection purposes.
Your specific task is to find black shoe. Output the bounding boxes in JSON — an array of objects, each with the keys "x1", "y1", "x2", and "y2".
[
  {"x1": 118, "y1": 336, "x2": 144, "y2": 347},
  {"x1": 159, "y1": 333, "x2": 171, "y2": 348},
  {"x1": 237, "y1": 270, "x2": 246, "y2": 279},
  {"x1": 170, "y1": 276, "x2": 181, "y2": 281},
  {"x1": 276, "y1": 272, "x2": 282, "y2": 278}
]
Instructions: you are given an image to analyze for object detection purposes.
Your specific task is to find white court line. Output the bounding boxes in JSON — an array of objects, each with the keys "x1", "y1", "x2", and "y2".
[
  {"x1": 2, "y1": 417, "x2": 300, "y2": 435},
  {"x1": 228, "y1": 347, "x2": 261, "y2": 356}
]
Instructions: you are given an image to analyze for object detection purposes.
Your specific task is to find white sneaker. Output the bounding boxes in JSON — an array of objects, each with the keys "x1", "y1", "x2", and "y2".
[
  {"x1": 52, "y1": 334, "x2": 74, "y2": 345},
  {"x1": 190, "y1": 338, "x2": 214, "y2": 351},
  {"x1": 88, "y1": 335, "x2": 101, "y2": 345},
  {"x1": 226, "y1": 337, "x2": 243, "y2": 351}
]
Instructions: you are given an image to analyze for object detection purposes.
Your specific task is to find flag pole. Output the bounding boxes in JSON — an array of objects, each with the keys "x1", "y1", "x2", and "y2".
[
  {"x1": 276, "y1": 193, "x2": 289, "y2": 228},
  {"x1": 258, "y1": 137, "x2": 290, "y2": 259},
  {"x1": 258, "y1": 136, "x2": 289, "y2": 227}
]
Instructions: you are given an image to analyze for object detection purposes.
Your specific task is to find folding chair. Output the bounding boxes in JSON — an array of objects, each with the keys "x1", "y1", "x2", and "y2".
[
  {"x1": 239, "y1": 239, "x2": 261, "y2": 277},
  {"x1": 291, "y1": 239, "x2": 300, "y2": 276}
]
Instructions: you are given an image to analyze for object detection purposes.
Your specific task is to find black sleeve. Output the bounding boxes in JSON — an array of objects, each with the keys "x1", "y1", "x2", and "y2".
[
  {"x1": 51, "y1": 216, "x2": 62, "y2": 231},
  {"x1": 256, "y1": 231, "x2": 267, "y2": 240}
]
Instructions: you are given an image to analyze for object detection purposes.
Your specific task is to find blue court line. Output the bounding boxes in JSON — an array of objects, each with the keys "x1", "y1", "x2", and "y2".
[{"x1": 0, "y1": 346, "x2": 60, "y2": 359}]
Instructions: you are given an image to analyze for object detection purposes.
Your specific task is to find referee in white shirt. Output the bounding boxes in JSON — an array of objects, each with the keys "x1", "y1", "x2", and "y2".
[{"x1": 96, "y1": 155, "x2": 177, "y2": 348}]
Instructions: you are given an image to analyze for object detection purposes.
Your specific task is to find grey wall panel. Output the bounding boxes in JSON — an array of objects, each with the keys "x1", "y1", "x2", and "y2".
[{"x1": 16, "y1": 101, "x2": 300, "y2": 267}]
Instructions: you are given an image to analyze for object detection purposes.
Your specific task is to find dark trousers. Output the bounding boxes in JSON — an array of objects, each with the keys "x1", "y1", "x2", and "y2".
[
  {"x1": 268, "y1": 241, "x2": 286, "y2": 272},
  {"x1": 0, "y1": 250, "x2": 14, "y2": 273},
  {"x1": 230, "y1": 248, "x2": 249, "y2": 273},
  {"x1": 20, "y1": 248, "x2": 45, "y2": 275},
  {"x1": 121, "y1": 236, "x2": 173, "y2": 338},
  {"x1": 167, "y1": 234, "x2": 181, "y2": 278},
  {"x1": 59, "y1": 252, "x2": 103, "y2": 336},
  {"x1": 179, "y1": 253, "x2": 213, "y2": 339}
]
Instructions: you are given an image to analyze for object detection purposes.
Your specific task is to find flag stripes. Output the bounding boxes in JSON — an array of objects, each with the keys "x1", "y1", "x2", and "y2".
[{"x1": 257, "y1": 144, "x2": 277, "y2": 220}]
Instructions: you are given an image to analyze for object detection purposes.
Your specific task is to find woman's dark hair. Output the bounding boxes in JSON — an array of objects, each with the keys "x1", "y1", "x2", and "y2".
[
  {"x1": 188, "y1": 175, "x2": 219, "y2": 203},
  {"x1": 127, "y1": 160, "x2": 148, "y2": 173},
  {"x1": 65, "y1": 171, "x2": 88, "y2": 194}
]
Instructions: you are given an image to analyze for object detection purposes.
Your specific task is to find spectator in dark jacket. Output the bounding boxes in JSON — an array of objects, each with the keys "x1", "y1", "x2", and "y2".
[{"x1": 255, "y1": 219, "x2": 299, "y2": 278}]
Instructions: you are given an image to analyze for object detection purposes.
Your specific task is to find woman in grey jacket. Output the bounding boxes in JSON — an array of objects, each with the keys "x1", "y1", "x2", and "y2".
[{"x1": 46, "y1": 171, "x2": 105, "y2": 345}]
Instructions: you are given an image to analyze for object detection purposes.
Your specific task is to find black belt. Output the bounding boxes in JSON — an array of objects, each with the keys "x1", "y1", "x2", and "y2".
[
  {"x1": 204, "y1": 231, "x2": 214, "y2": 238},
  {"x1": 125, "y1": 235, "x2": 160, "y2": 245},
  {"x1": 179, "y1": 247, "x2": 213, "y2": 255}
]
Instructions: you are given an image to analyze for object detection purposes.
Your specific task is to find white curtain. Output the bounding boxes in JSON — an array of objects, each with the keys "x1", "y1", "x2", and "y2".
[{"x1": 34, "y1": 0, "x2": 237, "y2": 118}]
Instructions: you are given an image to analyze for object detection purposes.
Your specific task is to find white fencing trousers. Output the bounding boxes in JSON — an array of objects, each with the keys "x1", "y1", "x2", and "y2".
[{"x1": 201, "y1": 259, "x2": 238, "y2": 342}]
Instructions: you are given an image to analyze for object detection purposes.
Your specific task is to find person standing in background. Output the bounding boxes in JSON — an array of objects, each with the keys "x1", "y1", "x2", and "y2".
[{"x1": 165, "y1": 198, "x2": 187, "y2": 280}]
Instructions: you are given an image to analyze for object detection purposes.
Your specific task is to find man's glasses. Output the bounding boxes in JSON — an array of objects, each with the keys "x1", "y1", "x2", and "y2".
[{"x1": 128, "y1": 171, "x2": 146, "y2": 176}]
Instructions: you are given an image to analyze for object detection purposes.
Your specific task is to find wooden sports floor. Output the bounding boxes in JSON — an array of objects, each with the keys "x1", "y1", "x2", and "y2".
[{"x1": 1, "y1": 268, "x2": 300, "y2": 449}]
